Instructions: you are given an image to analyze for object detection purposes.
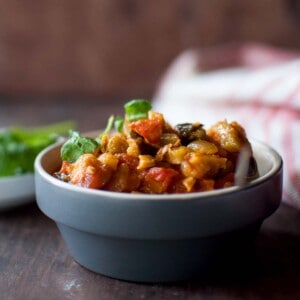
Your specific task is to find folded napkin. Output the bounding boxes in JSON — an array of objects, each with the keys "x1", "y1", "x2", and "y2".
[{"x1": 153, "y1": 43, "x2": 300, "y2": 209}]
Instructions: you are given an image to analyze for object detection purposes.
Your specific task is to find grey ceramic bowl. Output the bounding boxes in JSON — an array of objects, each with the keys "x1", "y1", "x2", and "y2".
[{"x1": 34, "y1": 139, "x2": 282, "y2": 283}]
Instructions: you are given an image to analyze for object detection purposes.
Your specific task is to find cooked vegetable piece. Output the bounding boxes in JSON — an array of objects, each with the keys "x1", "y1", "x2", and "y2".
[
  {"x1": 137, "y1": 155, "x2": 156, "y2": 170},
  {"x1": 160, "y1": 133, "x2": 181, "y2": 146},
  {"x1": 182, "y1": 176, "x2": 196, "y2": 192},
  {"x1": 180, "y1": 152, "x2": 227, "y2": 179},
  {"x1": 175, "y1": 123, "x2": 206, "y2": 144},
  {"x1": 98, "y1": 153, "x2": 119, "y2": 170},
  {"x1": 207, "y1": 120, "x2": 250, "y2": 153},
  {"x1": 166, "y1": 146, "x2": 188, "y2": 165},
  {"x1": 142, "y1": 167, "x2": 179, "y2": 194},
  {"x1": 106, "y1": 134, "x2": 128, "y2": 154},
  {"x1": 129, "y1": 112, "x2": 164, "y2": 145},
  {"x1": 187, "y1": 140, "x2": 218, "y2": 154},
  {"x1": 105, "y1": 154, "x2": 140, "y2": 192},
  {"x1": 68, "y1": 153, "x2": 104, "y2": 188}
]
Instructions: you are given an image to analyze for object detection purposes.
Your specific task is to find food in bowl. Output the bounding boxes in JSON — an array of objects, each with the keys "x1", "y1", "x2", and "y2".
[
  {"x1": 55, "y1": 100, "x2": 258, "y2": 193},
  {"x1": 34, "y1": 135, "x2": 282, "y2": 282}
]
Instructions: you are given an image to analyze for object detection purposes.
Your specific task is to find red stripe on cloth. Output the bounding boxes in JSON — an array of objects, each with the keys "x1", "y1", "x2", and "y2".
[
  {"x1": 282, "y1": 110, "x2": 300, "y2": 207},
  {"x1": 249, "y1": 76, "x2": 285, "y2": 110},
  {"x1": 283, "y1": 189, "x2": 295, "y2": 206},
  {"x1": 225, "y1": 76, "x2": 287, "y2": 129},
  {"x1": 283, "y1": 82, "x2": 300, "y2": 201},
  {"x1": 263, "y1": 80, "x2": 300, "y2": 143},
  {"x1": 285, "y1": 80, "x2": 300, "y2": 107}
]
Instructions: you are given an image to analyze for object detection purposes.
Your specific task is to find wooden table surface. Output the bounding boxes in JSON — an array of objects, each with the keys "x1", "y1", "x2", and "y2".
[{"x1": 1, "y1": 99, "x2": 300, "y2": 300}]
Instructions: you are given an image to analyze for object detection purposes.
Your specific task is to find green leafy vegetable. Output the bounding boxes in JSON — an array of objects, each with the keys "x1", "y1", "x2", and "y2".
[
  {"x1": 0, "y1": 121, "x2": 75, "y2": 177},
  {"x1": 96, "y1": 115, "x2": 117, "y2": 142},
  {"x1": 101, "y1": 115, "x2": 115, "y2": 137},
  {"x1": 114, "y1": 116, "x2": 124, "y2": 132},
  {"x1": 61, "y1": 131, "x2": 99, "y2": 163},
  {"x1": 59, "y1": 99, "x2": 152, "y2": 163},
  {"x1": 124, "y1": 99, "x2": 152, "y2": 122}
]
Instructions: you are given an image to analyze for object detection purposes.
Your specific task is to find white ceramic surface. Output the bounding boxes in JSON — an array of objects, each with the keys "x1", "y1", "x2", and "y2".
[{"x1": 0, "y1": 174, "x2": 35, "y2": 210}]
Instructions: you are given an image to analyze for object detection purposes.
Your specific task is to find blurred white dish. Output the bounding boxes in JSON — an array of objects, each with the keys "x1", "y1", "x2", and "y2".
[{"x1": 0, "y1": 173, "x2": 35, "y2": 210}]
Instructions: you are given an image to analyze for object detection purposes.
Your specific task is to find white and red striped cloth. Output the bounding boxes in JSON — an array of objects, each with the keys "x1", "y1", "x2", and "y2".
[{"x1": 153, "y1": 43, "x2": 300, "y2": 209}]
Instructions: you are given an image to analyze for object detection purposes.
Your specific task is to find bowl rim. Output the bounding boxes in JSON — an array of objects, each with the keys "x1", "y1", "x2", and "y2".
[
  {"x1": 34, "y1": 138, "x2": 283, "y2": 201},
  {"x1": 0, "y1": 172, "x2": 34, "y2": 182}
]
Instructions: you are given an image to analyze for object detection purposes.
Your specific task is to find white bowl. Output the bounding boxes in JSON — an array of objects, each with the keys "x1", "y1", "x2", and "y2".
[
  {"x1": 0, "y1": 174, "x2": 35, "y2": 210},
  {"x1": 34, "y1": 139, "x2": 283, "y2": 282}
]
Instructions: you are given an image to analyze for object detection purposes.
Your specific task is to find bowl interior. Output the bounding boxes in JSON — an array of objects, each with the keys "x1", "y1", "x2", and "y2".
[
  {"x1": 34, "y1": 138, "x2": 283, "y2": 245},
  {"x1": 36, "y1": 138, "x2": 282, "y2": 199}
]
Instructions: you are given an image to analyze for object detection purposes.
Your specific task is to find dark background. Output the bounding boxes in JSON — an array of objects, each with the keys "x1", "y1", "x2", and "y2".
[{"x1": 0, "y1": 0, "x2": 300, "y2": 100}]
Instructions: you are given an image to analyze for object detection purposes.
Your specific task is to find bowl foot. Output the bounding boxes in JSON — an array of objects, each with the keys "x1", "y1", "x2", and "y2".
[{"x1": 57, "y1": 222, "x2": 261, "y2": 283}]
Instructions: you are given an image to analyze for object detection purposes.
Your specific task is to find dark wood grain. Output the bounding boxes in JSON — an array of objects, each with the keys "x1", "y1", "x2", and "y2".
[
  {"x1": 1, "y1": 202, "x2": 300, "y2": 300},
  {"x1": 0, "y1": 0, "x2": 299, "y2": 97},
  {"x1": 1, "y1": 100, "x2": 300, "y2": 300}
]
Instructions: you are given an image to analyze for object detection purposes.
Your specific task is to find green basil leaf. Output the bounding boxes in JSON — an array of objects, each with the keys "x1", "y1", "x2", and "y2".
[
  {"x1": 124, "y1": 99, "x2": 152, "y2": 122},
  {"x1": 114, "y1": 116, "x2": 124, "y2": 132},
  {"x1": 61, "y1": 131, "x2": 99, "y2": 163}
]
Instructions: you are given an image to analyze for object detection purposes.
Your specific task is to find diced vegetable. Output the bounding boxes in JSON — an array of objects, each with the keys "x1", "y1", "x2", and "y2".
[
  {"x1": 175, "y1": 123, "x2": 206, "y2": 144},
  {"x1": 106, "y1": 134, "x2": 128, "y2": 154},
  {"x1": 129, "y1": 112, "x2": 164, "y2": 145},
  {"x1": 207, "y1": 120, "x2": 250, "y2": 153},
  {"x1": 142, "y1": 167, "x2": 179, "y2": 194},
  {"x1": 187, "y1": 140, "x2": 218, "y2": 154},
  {"x1": 137, "y1": 155, "x2": 156, "y2": 170},
  {"x1": 55, "y1": 100, "x2": 258, "y2": 193}
]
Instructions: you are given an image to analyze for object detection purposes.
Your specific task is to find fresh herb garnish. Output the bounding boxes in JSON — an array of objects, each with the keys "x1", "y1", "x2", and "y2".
[
  {"x1": 59, "y1": 99, "x2": 152, "y2": 163},
  {"x1": 101, "y1": 115, "x2": 115, "y2": 137},
  {"x1": 114, "y1": 116, "x2": 124, "y2": 132},
  {"x1": 61, "y1": 131, "x2": 99, "y2": 163},
  {"x1": 0, "y1": 121, "x2": 74, "y2": 176},
  {"x1": 124, "y1": 99, "x2": 152, "y2": 122}
]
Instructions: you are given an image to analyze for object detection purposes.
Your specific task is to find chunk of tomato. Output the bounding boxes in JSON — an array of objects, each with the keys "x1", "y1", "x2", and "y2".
[
  {"x1": 142, "y1": 167, "x2": 179, "y2": 193},
  {"x1": 130, "y1": 117, "x2": 163, "y2": 145}
]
